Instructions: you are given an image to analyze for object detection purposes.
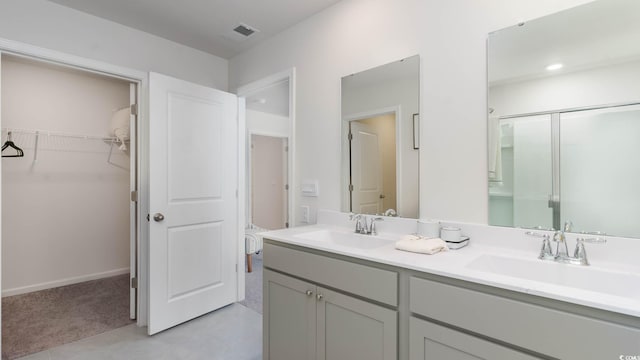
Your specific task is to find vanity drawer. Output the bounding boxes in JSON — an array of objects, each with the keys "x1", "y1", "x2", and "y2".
[
  {"x1": 264, "y1": 242, "x2": 398, "y2": 306},
  {"x1": 409, "y1": 276, "x2": 640, "y2": 360}
]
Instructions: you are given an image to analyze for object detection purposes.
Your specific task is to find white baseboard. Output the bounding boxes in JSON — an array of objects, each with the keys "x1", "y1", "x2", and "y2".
[{"x1": 2, "y1": 267, "x2": 130, "y2": 297}]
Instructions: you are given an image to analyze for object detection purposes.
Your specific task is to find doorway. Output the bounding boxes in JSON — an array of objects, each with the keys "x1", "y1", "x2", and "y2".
[
  {"x1": 0, "y1": 53, "x2": 138, "y2": 358},
  {"x1": 250, "y1": 134, "x2": 289, "y2": 230},
  {"x1": 237, "y1": 69, "x2": 295, "y2": 314}
]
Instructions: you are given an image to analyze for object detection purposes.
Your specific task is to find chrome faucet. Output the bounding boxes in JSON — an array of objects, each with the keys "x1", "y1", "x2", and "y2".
[
  {"x1": 348, "y1": 213, "x2": 383, "y2": 235},
  {"x1": 525, "y1": 221, "x2": 606, "y2": 266},
  {"x1": 349, "y1": 213, "x2": 366, "y2": 234},
  {"x1": 369, "y1": 217, "x2": 384, "y2": 236},
  {"x1": 552, "y1": 221, "x2": 573, "y2": 261}
]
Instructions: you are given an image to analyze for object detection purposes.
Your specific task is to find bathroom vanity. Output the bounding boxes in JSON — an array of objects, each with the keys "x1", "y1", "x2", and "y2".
[{"x1": 261, "y1": 212, "x2": 640, "y2": 360}]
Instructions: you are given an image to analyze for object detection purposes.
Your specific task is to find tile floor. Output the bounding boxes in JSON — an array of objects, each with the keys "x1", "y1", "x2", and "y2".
[{"x1": 17, "y1": 304, "x2": 262, "y2": 360}]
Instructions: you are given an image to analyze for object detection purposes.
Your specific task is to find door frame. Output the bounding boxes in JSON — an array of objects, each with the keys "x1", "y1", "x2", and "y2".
[
  {"x1": 237, "y1": 68, "x2": 296, "y2": 227},
  {"x1": 247, "y1": 131, "x2": 289, "y2": 229},
  {"x1": 0, "y1": 37, "x2": 150, "y2": 327},
  {"x1": 342, "y1": 105, "x2": 402, "y2": 214}
]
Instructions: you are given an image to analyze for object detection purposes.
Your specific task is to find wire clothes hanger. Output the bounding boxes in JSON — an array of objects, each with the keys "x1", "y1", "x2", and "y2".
[{"x1": 2, "y1": 131, "x2": 25, "y2": 158}]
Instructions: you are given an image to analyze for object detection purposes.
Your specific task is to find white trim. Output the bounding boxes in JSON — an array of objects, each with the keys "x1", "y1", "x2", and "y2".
[
  {"x1": 0, "y1": 38, "x2": 146, "y2": 81},
  {"x1": 0, "y1": 37, "x2": 149, "y2": 327},
  {"x1": 342, "y1": 105, "x2": 403, "y2": 215},
  {"x1": 237, "y1": 98, "x2": 247, "y2": 302},
  {"x1": 2, "y1": 268, "x2": 130, "y2": 297},
  {"x1": 0, "y1": 53, "x2": 4, "y2": 348},
  {"x1": 237, "y1": 68, "x2": 296, "y2": 227}
]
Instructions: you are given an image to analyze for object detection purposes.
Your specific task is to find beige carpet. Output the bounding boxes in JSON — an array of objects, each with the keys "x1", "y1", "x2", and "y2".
[{"x1": 2, "y1": 274, "x2": 133, "y2": 360}]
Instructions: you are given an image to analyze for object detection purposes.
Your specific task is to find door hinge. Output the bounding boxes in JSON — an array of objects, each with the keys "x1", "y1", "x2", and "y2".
[
  {"x1": 236, "y1": 189, "x2": 239, "y2": 198},
  {"x1": 130, "y1": 104, "x2": 138, "y2": 116},
  {"x1": 130, "y1": 190, "x2": 138, "y2": 202},
  {"x1": 235, "y1": 264, "x2": 238, "y2": 273},
  {"x1": 348, "y1": 132, "x2": 353, "y2": 141},
  {"x1": 146, "y1": 214, "x2": 150, "y2": 222},
  {"x1": 285, "y1": 222, "x2": 289, "y2": 228},
  {"x1": 348, "y1": 184, "x2": 354, "y2": 192},
  {"x1": 131, "y1": 277, "x2": 138, "y2": 289},
  {"x1": 285, "y1": 146, "x2": 289, "y2": 152},
  {"x1": 285, "y1": 184, "x2": 289, "y2": 190}
]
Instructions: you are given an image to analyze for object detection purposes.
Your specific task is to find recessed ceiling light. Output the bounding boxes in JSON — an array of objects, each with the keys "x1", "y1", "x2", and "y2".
[{"x1": 546, "y1": 63, "x2": 564, "y2": 71}]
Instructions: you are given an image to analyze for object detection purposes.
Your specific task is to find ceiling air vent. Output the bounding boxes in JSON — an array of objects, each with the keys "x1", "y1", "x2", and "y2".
[{"x1": 233, "y1": 24, "x2": 257, "y2": 37}]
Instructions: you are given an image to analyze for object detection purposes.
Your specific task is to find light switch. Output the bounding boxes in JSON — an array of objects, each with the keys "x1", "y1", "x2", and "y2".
[{"x1": 301, "y1": 180, "x2": 319, "y2": 197}]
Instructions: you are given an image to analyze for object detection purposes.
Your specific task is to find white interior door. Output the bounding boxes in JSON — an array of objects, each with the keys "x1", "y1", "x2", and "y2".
[
  {"x1": 350, "y1": 121, "x2": 383, "y2": 214},
  {"x1": 149, "y1": 72, "x2": 239, "y2": 335}
]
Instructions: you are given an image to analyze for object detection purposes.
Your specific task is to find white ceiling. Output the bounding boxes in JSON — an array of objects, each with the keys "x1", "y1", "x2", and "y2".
[
  {"x1": 489, "y1": 0, "x2": 640, "y2": 85},
  {"x1": 46, "y1": 0, "x2": 343, "y2": 59}
]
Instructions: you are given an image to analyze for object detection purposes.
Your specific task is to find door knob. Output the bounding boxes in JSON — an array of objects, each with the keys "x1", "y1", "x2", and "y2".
[
  {"x1": 306, "y1": 290, "x2": 313, "y2": 296},
  {"x1": 316, "y1": 294, "x2": 323, "y2": 301},
  {"x1": 153, "y1": 213, "x2": 165, "y2": 222}
]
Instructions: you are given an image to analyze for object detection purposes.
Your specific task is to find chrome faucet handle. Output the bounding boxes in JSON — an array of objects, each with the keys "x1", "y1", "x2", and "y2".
[
  {"x1": 525, "y1": 231, "x2": 554, "y2": 260},
  {"x1": 573, "y1": 236, "x2": 606, "y2": 266},
  {"x1": 524, "y1": 231, "x2": 549, "y2": 238},
  {"x1": 358, "y1": 216, "x2": 369, "y2": 234},
  {"x1": 349, "y1": 213, "x2": 362, "y2": 233},
  {"x1": 369, "y1": 217, "x2": 384, "y2": 236}
]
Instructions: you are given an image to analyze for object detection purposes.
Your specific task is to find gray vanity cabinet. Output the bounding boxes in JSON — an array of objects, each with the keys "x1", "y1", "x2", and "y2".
[
  {"x1": 264, "y1": 240, "x2": 640, "y2": 360},
  {"x1": 263, "y1": 241, "x2": 399, "y2": 360},
  {"x1": 409, "y1": 317, "x2": 539, "y2": 360},
  {"x1": 317, "y1": 286, "x2": 397, "y2": 360},
  {"x1": 263, "y1": 269, "x2": 316, "y2": 360},
  {"x1": 263, "y1": 269, "x2": 397, "y2": 360}
]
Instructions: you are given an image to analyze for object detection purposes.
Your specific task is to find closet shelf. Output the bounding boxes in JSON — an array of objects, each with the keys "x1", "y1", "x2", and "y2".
[
  {"x1": 1, "y1": 127, "x2": 129, "y2": 166},
  {"x1": 2, "y1": 127, "x2": 121, "y2": 142}
]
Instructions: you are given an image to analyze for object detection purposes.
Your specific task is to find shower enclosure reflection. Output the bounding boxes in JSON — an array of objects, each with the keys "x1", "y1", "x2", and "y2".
[
  {"x1": 488, "y1": 0, "x2": 640, "y2": 238},
  {"x1": 489, "y1": 104, "x2": 640, "y2": 238}
]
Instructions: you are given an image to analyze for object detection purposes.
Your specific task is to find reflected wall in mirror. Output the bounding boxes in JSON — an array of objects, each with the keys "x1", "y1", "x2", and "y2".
[
  {"x1": 342, "y1": 55, "x2": 419, "y2": 218},
  {"x1": 488, "y1": 0, "x2": 640, "y2": 238}
]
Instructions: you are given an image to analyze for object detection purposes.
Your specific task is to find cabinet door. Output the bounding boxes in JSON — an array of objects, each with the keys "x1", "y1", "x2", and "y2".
[
  {"x1": 264, "y1": 270, "x2": 316, "y2": 360},
  {"x1": 316, "y1": 287, "x2": 397, "y2": 360},
  {"x1": 409, "y1": 317, "x2": 540, "y2": 360}
]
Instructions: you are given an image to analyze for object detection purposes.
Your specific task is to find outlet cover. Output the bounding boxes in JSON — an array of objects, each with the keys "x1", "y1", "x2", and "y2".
[{"x1": 301, "y1": 206, "x2": 310, "y2": 223}]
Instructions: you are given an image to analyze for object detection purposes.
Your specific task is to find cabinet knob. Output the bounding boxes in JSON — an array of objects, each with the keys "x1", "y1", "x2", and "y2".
[
  {"x1": 316, "y1": 294, "x2": 324, "y2": 301},
  {"x1": 305, "y1": 290, "x2": 313, "y2": 296}
]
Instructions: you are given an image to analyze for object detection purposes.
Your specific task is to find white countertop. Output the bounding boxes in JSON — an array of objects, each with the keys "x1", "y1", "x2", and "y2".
[{"x1": 261, "y1": 217, "x2": 640, "y2": 318}]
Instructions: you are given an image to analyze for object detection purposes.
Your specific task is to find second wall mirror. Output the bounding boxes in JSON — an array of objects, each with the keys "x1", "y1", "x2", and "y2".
[
  {"x1": 487, "y1": 0, "x2": 640, "y2": 238},
  {"x1": 341, "y1": 55, "x2": 420, "y2": 218}
]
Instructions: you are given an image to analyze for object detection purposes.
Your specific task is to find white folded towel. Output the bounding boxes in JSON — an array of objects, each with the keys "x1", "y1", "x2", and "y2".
[
  {"x1": 400, "y1": 234, "x2": 422, "y2": 242},
  {"x1": 395, "y1": 237, "x2": 448, "y2": 255}
]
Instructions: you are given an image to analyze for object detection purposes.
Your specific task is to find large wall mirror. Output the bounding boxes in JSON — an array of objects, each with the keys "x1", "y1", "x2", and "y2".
[
  {"x1": 341, "y1": 55, "x2": 420, "y2": 218},
  {"x1": 488, "y1": 0, "x2": 640, "y2": 238}
]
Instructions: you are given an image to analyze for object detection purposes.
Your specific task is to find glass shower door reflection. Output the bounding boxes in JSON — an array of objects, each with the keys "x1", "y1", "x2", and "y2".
[
  {"x1": 488, "y1": 114, "x2": 554, "y2": 229},
  {"x1": 511, "y1": 114, "x2": 554, "y2": 230},
  {"x1": 560, "y1": 104, "x2": 640, "y2": 238}
]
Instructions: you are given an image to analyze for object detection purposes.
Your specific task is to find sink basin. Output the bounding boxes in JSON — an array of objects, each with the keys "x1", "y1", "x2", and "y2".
[
  {"x1": 294, "y1": 229, "x2": 395, "y2": 250},
  {"x1": 466, "y1": 254, "x2": 640, "y2": 298}
]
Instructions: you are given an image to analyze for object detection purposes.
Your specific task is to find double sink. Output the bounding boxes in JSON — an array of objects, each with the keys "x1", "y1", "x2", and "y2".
[{"x1": 289, "y1": 227, "x2": 640, "y2": 310}]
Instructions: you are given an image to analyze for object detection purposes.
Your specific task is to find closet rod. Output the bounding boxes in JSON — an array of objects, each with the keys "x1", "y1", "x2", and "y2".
[{"x1": 1, "y1": 127, "x2": 120, "y2": 142}]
